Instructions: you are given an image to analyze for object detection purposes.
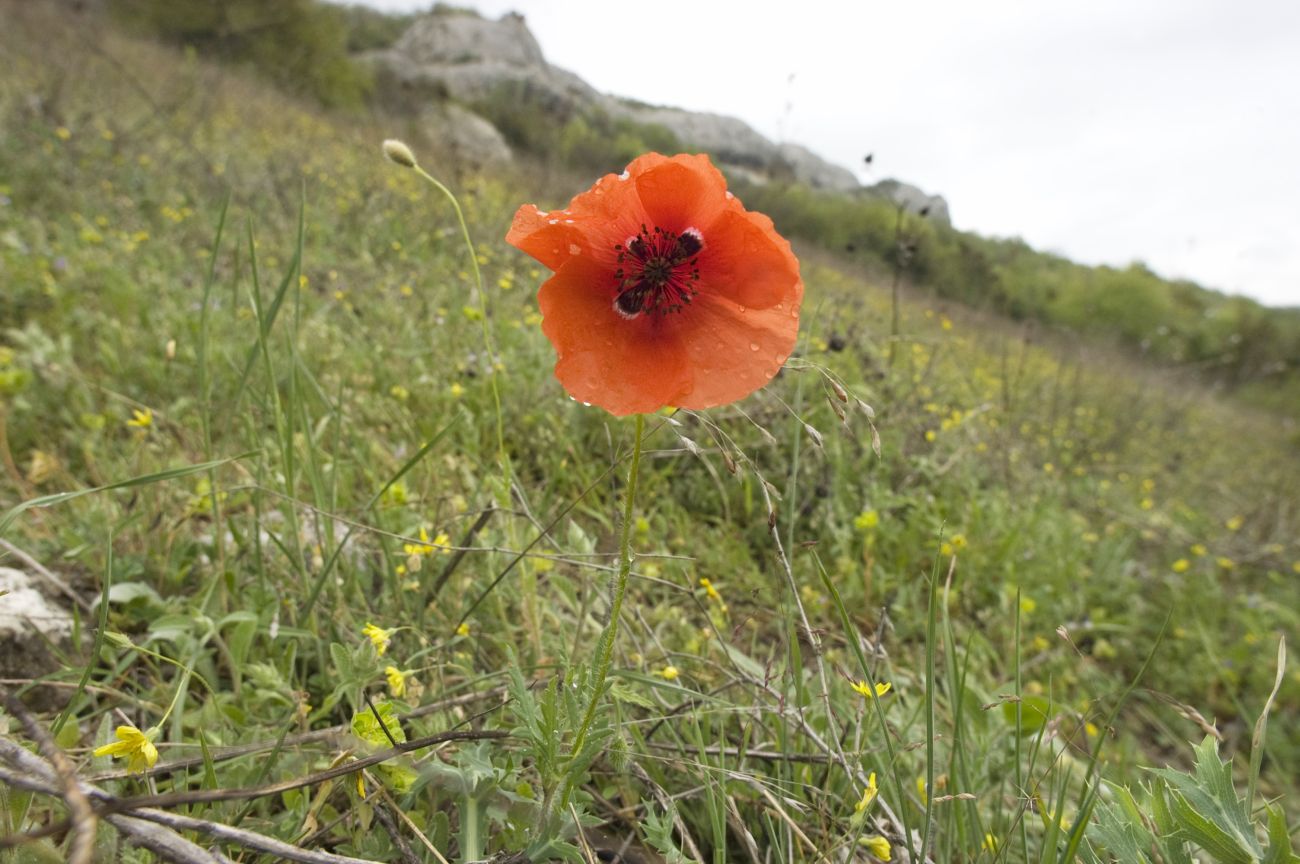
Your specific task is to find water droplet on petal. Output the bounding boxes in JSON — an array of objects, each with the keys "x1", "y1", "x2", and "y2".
[{"x1": 749, "y1": 342, "x2": 760, "y2": 352}]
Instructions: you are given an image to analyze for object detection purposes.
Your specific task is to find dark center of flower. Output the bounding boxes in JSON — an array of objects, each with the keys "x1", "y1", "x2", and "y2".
[{"x1": 612, "y1": 225, "x2": 704, "y2": 319}]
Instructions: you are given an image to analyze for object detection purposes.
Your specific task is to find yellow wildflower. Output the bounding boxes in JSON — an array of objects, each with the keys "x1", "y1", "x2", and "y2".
[
  {"x1": 94, "y1": 724, "x2": 158, "y2": 774},
  {"x1": 659, "y1": 665, "x2": 680, "y2": 681},
  {"x1": 861, "y1": 835, "x2": 892, "y2": 861},
  {"x1": 699, "y1": 578, "x2": 721, "y2": 602},
  {"x1": 126, "y1": 407, "x2": 153, "y2": 429},
  {"x1": 385, "y1": 666, "x2": 406, "y2": 698},
  {"x1": 855, "y1": 772, "x2": 878, "y2": 812},
  {"x1": 456, "y1": 622, "x2": 470, "y2": 637},
  {"x1": 1171, "y1": 559, "x2": 1190, "y2": 573},
  {"x1": 1190, "y1": 543, "x2": 1207, "y2": 557},
  {"x1": 982, "y1": 833, "x2": 998, "y2": 852},
  {"x1": 854, "y1": 509, "x2": 880, "y2": 531},
  {"x1": 403, "y1": 527, "x2": 433, "y2": 556},
  {"x1": 852, "y1": 680, "x2": 892, "y2": 699},
  {"x1": 916, "y1": 774, "x2": 928, "y2": 803},
  {"x1": 1225, "y1": 515, "x2": 1244, "y2": 532},
  {"x1": 362, "y1": 622, "x2": 393, "y2": 656},
  {"x1": 1216, "y1": 556, "x2": 1235, "y2": 570},
  {"x1": 449, "y1": 382, "x2": 465, "y2": 398}
]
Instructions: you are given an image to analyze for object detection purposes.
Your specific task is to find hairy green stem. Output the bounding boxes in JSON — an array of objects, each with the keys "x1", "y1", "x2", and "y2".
[{"x1": 565, "y1": 413, "x2": 645, "y2": 798}]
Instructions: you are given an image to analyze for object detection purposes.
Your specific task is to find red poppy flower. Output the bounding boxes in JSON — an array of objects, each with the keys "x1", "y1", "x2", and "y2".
[{"x1": 507, "y1": 153, "x2": 802, "y2": 416}]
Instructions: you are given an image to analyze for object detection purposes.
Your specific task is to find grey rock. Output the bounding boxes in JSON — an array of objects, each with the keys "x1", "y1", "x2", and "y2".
[
  {"x1": 368, "y1": 7, "x2": 948, "y2": 206},
  {"x1": 868, "y1": 179, "x2": 952, "y2": 226},
  {"x1": 394, "y1": 10, "x2": 545, "y2": 69},
  {"x1": 0, "y1": 566, "x2": 78, "y2": 710},
  {"x1": 429, "y1": 101, "x2": 513, "y2": 168},
  {"x1": 777, "y1": 142, "x2": 861, "y2": 193}
]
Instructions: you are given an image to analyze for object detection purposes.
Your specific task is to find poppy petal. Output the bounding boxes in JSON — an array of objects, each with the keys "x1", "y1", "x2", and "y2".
[
  {"x1": 672, "y1": 289, "x2": 803, "y2": 410},
  {"x1": 699, "y1": 207, "x2": 801, "y2": 310},
  {"x1": 633, "y1": 154, "x2": 728, "y2": 234},
  {"x1": 539, "y1": 256, "x2": 692, "y2": 416},
  {"x1": 506, "y1": 205, "x2": 590, "y2": 272}
]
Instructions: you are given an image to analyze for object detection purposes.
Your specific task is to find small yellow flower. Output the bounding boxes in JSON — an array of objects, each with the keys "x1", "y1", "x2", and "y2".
[
  {"x1": 385, "y1": 666, "x2": 406, "y2": 698},
  {"x1": 1292, "y1": 561, "x2": 1300, "y2": 575},
  {"x1": 1020, "y1": 596, "x2": 1037, "y2": 615},
  {"x1": 1190, "y1": 543, "x2": 1208, "y2": 557},
  {"x1": 456, "y1": 622, "x2": 470, "y2": 637},
  {"x1": 861, "y1": 835, "x2": 892, "y2": 861},
  {"x1": 658, "y1": 665, "x2": 680, "y2": 681},
  {"x1": 449, "y1": 382, "x2": 466, "y2": 398},
  {"x1": 94, "y1": 724, "x2": 159, "y2": 774},
  {"x1": 855, "y1": 772, "x2": 878, "y2": 812},
  {"x1": 1225, "y1": 515, "x2": 1244, "y2": 532},
  {"x1": 1139, "y1": 497, "x2": 1154, "y2": 511},
  {"x1": 916, "y1": 774, "x2": 928, "y2": 804},
  {"x1": 700, "y1": 578, "x2": 721, "y2": 602},
  {"x1": 854, "y1": 509, "x2": 880, "y2": 531},
  {"x1": 924, "y1": 430, "x2": 937, "y2": 443},
  {"x1": 950, "y1": 534, "x2": 967, "y2": 550},
  {"x1": 1216, "y1": 556, "x2": 1235, "y2": 571},
  {"x1": 982, "y1": 833, "x2": 998, "y2": 852},
  {"x1": 55, "y1": 126, "x2": 71, "y2": 141},
  {"x1": 356, "y1": 771, "x2": 367, "y2": 798},
  {"x1": 1171, "y1": 559, "x2": 1190, "y2": 573},
  {"x1": 851, "y1": 680, "x2": 892, "y2": 699},
  {"x1": 362, "y1": 622, "x2": 393, "y2": 656},
  {"x1": 126, "y1": 407, "x2": 153, "y2": 429}
]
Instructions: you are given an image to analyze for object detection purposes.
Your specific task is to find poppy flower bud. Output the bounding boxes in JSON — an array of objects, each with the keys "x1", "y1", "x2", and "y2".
[{"x1": 382, "y1": 139, "x2": 417, "y2": 169}]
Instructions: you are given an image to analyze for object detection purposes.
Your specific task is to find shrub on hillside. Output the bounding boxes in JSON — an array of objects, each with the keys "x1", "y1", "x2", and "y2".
[{"x1": 110, "y1": 0, "x2": 372, "y2": 108}]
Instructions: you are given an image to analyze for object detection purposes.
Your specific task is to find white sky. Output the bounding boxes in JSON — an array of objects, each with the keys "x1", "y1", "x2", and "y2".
[{"x1": 360, "y1": 0, "x2": 1300, "y2": 307}]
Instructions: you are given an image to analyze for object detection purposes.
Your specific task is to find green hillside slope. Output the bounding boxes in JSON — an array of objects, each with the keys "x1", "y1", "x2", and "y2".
[{"x1": 1, "y1": 4, "x2": 1297, "y2": 862}]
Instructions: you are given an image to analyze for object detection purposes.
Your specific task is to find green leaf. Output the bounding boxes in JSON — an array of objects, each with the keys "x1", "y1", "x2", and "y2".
[
  {"x1": 351, "y1": 701, "x2": 417, "y2": 794},
  {"x1": 1002, "y1": 695, "x2": 1056, "y2": 735},
  {"x1": 1151, "y1": 737, "x2": 1261, "y2": 864},
  {"x1": 1263, "y1": 805, "x2": 1297, "y2": 864},
  {"x1": 352, "y1": 700, "x2": 406, "y2": 748},
  {"x1": 105, "y1": 581, "x2": 163, "y2": 608}
]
